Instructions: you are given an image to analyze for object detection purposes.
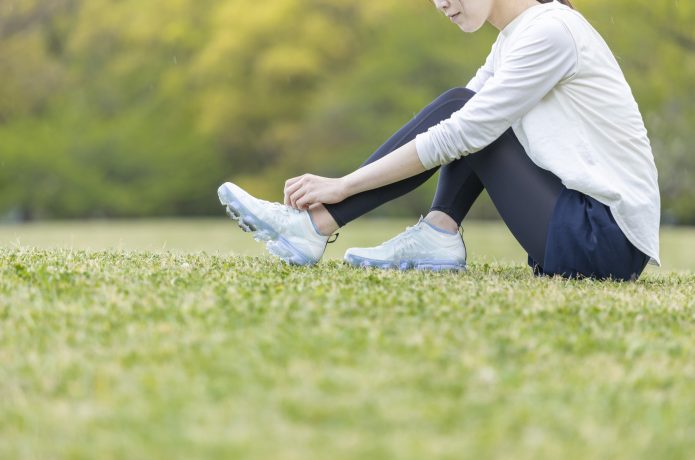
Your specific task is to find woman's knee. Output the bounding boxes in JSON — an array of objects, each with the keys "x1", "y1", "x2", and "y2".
[
  {"x1": 417, "y1": 87, "x2": 475, "y2": 122},
  {"x1": 437, "y1": 87, "x2": 475, "y2": 104}
]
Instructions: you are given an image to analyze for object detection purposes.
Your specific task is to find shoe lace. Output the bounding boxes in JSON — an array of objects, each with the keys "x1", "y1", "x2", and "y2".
[
  {"x1": 266, "y1": 200, "x2": 300, "y2": 218},
  {"x1": 379, "y1": 219, "x2": 425, "y2": 255},
  {"x1": 256, "y1": 199, "x2": 301, "y2": 232},
  {"x1": 256, "y1": 200, "x2": 340, "y2": 242}
]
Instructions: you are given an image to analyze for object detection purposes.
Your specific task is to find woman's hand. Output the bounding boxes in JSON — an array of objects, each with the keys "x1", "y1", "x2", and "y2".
[
  {"x1": 283, "y1": 140, "x2": 425, "y2": 210},
  {"x1": 284, "y1": 174, "x2": 348, "y2": 210}
]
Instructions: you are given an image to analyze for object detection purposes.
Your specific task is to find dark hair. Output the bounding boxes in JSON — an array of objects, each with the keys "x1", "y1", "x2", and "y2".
[{"x1": 538, "y1": 0, "x2": 574, "y2": 8}]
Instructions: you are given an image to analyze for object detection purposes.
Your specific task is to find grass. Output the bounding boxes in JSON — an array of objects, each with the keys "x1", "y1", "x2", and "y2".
[
  {"x1": 1, "y1": 219, "x2": 694, "y2": 459},
  {"x1": 3, "y1": 218, "x2": 695, "y2": 271}
]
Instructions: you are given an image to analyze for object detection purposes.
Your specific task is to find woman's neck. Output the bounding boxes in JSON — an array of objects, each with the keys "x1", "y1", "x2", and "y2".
[{"x1": 488, "y1": 0, "x2": 542, "y2": 31}]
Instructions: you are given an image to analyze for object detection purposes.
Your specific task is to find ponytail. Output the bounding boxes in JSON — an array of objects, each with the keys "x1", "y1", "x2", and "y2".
[{"x1": 538, "y1": 0, "x2": 574, "y2": 9}]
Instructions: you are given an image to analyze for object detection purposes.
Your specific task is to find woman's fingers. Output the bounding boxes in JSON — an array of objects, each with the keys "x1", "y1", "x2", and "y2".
[
  {"x1": 288, "y1": 182, "x2": 305, "y2": 208},
  {"x1": 287, "y1": 175, "x2": 316, "y2": 209},
  {"x1": 284, "y1": 176, "x2": 302, "y2": 192},
  {"x1": 290, "y1": 188, "x2": 307, "y2": 209},
  {"x1": 284, "y1": 176, "x2": 305, "y2": 205},
  {"x1": 296, "y1": 193, "x2": 313, "y2": 210},
  {"x1": 284, "y1": 173, "x2": 342, "y2": 209}
]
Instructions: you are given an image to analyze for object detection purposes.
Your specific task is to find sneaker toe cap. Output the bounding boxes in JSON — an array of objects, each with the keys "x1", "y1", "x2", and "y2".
[{"x1": 219, "y1": 182, "x2": 249, "y2": 201}]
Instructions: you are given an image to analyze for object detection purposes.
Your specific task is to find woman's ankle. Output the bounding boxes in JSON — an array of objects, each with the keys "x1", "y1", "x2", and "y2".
[
  {"x1": 424, "y1": 210, "x2": 459, "y2": 234},
  {"x1": 308, "y1": 205, "x2": 340, "y2": 236}
]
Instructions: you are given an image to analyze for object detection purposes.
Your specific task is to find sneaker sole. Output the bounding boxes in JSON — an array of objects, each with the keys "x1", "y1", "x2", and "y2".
[
  {"x1": 217, "y1": 184, "x2": 315, "y2": 266},
  {"x1": 344, "y1": 253, "x2": 466, "y2": 272}
]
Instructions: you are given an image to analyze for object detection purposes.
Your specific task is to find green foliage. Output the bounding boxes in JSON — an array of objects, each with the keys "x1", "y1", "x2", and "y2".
[
  {"x1": 1, "y1": 247, "x2": 695, "y2": 458},
  {"x1": 0, "y1": 0, "x2": 694, "y2": 221}
]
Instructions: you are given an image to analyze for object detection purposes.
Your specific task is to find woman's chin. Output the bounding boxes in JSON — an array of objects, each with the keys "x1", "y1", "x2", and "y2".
[
  {"x1": 458, "y1": 23, "x2": 484, "y2": 33},
  {"x1": 455, "y1": 18, "x2": 487, "y2": 33}
]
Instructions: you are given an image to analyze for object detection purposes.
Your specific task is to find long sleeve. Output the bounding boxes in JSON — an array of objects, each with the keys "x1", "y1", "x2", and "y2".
[
  {"x1": 415, "y1": 18, "x2": 578, "y2": 170},
  {"x1": 465, "y1": 42, "x2": 496, "y2": 92}
]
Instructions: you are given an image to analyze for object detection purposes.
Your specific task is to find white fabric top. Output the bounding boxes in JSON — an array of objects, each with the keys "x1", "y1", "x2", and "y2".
[{"x1": 415, "y1": 1, "x2": 660, "y2": 265}]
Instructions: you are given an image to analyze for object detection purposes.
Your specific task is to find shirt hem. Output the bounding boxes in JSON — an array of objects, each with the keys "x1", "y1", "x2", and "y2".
[{"x1": 608, "y1": 204, "x2": 661, "y2": 267}]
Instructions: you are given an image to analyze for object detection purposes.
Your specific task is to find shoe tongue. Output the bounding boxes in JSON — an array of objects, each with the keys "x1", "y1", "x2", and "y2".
[
  {"x1": 401, "y1": 217, "x2": 426, "y2": 236},
  {"x1": 418, "y1": 218, "x2": 443, "y2": 235}
]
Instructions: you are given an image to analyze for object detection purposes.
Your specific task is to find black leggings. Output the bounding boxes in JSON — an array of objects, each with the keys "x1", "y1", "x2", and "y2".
[{"x1": 324, "y1": 87, "x2": 565, "y2": 266}]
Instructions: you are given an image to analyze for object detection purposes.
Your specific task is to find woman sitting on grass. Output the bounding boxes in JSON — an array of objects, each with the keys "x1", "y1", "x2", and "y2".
[{"x1": 218, "y1": 0, "x2": 660, "y2": 281}]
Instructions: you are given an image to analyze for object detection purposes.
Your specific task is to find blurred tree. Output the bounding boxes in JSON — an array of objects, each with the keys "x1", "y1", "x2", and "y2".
[{"x1": 0, "y1": 0, "x2": 693, "y2": 223}]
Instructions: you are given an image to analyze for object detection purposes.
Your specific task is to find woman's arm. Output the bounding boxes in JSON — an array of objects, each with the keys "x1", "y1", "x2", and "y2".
[
  {"x1": 284, "y1": 139, "x2": 425, "y2": 210},
  {"x1": 416, "y1": 19, "x2": 577, "y2": 169}
]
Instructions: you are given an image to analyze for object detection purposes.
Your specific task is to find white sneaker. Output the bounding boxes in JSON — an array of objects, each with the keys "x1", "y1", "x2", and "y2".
[
  {"x1": 344, "y1": 217, "x2": 466, "y2": 271},
  {"x1": 217, "y1": 182, "x2": 329, "y2": 265}
]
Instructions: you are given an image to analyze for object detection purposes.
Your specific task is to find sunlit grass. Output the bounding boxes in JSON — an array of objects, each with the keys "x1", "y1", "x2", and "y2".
[
  {"x1": 1, "y1": 218, "x2": 693, "y2": 272},
  {"x1": 1, "y1": 220, "x2": 694, "y2": 459}
]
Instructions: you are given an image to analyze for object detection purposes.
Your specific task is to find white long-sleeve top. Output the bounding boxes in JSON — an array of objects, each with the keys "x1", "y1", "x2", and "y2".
[{"x1": 415, "y1": 1, "x2": 660, "y2": 265}]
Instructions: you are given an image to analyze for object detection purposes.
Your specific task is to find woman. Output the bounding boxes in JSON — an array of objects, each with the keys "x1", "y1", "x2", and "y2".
[{"x1": 218, "y1": 0, "x2": 660, "y2": 281}]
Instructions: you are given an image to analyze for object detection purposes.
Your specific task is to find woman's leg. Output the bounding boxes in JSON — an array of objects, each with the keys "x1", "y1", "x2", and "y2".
[
  {"x1": 457, "y1": 129, "x2": 563, "y2": 264},
  {"x1": 326, "y1": 86, "x2": 563, "y2": 265},
  {"x1": 429, "y1": 157, "x2": 483, "y2": 227},
  {"x1": 428, "y1": 90, "x2": 563, "y2": 265},
  {"x1": 324, "y1": 87, "x2": 474, "y2": 227}
]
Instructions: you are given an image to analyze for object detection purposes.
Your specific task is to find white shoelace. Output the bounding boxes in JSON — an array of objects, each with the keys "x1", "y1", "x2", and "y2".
[
  {"x1": 254, "y1": 198, "x2": 301, "y2": 232},
  {"x1": 378, "y1": 221, "x2": 425, "y2": 256}
]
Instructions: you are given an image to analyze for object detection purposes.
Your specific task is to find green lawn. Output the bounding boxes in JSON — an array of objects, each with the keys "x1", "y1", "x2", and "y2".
[
  {"x1": 1, "y1": 219, "x2": 694, "y2": 459},
  {"x1": 2, "y1": 218, "x2": 695, "y2": 271}
]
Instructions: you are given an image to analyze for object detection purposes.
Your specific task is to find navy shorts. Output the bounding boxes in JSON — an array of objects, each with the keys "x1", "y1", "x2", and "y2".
[{"x1": 529, "y1": 188, "x2": 650, "y2": 281}]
